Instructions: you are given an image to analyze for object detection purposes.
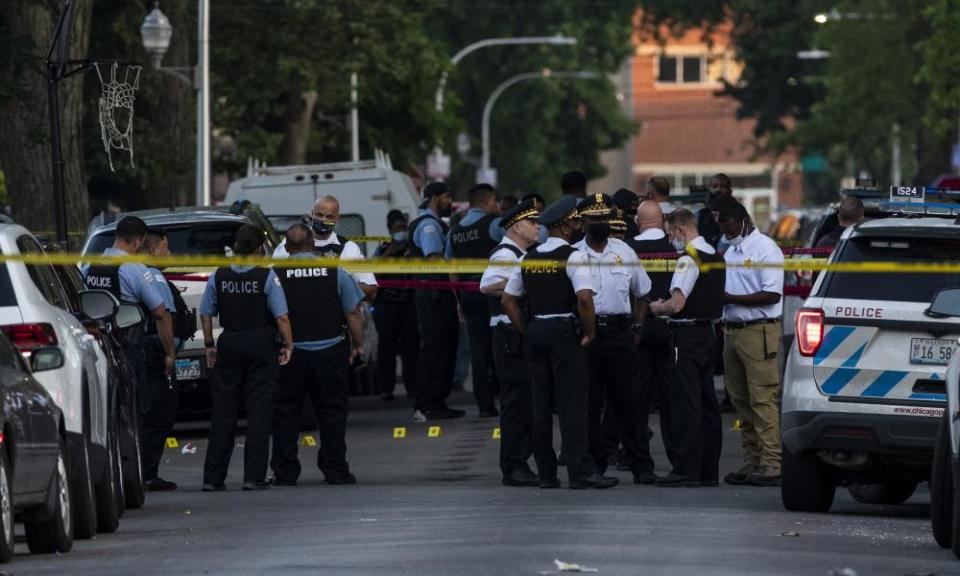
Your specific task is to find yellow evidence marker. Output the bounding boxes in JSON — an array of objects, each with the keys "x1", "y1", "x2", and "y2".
[
  {"x1": 427, "y1": 426, "x2": 442, "y2": 438},
  {"x1": 393, "y1": 427, "x2": 407, "y2": 439},
  {"x1": 165, "y1": 437, "x2": 179, "y2": 449}
]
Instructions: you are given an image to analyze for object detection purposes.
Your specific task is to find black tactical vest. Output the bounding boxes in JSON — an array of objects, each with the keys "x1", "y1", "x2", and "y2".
[
  {"x1": 522, "y1": 244, "x2": 578, "y2": 317},
  {"x1": 674, "y1": 249, "x2": 725, "y2": 321},
  {"x1": 627, "y1": 235, "x2": 677, "y2": 303},
  {"x1": 450, "y1": 213, "x2": 498, "y2": 281},
  {"x1": 374, "y1": 241, "x2": 413, "y2": 304},
  {"x1": 405, "y1": 212, "x2": 449, "y2": 280},
  {"x1": 487, "y1": 243, "x2": 525, "y2": 318},
  {"x1": 277, "y1": 263, "x2": 345, "y2": 342},
  {"x1": 85, "y1": 265, "x2": 122, "y2": 301},
  {"x1": 214, "y1": 267, "x2": 275, "y2": 331},
  {"x1": 314, "y1": 234, "x2": 349, "y2": 258}
]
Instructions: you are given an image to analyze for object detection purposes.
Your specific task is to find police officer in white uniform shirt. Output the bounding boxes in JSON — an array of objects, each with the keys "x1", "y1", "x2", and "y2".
[
  {"x1": 479, "y1": 199, "x2": 541, "y2": 487},
  {"x1": 272, "y1": 195, "x2": 378, "y2": 300},
  {"x1": 718, "y1": 202, "x2": 784, "y2": 487},
  {"x1": 649, "y1": 208, "x2": 725, "y2": 488},
  {"x1": 572, "y1": 193, "x2": 653, "y2": 484}
]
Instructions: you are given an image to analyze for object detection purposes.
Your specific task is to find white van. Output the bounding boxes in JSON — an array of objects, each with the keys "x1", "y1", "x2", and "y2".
[{"x1": 223, "y1": 152, "x2": 422, "y2": 255}]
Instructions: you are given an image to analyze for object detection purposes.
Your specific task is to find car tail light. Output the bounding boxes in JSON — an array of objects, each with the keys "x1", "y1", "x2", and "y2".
[
  {"x1": 0, "y1": 323, "x2": 58, "y2": 351},
  {"x1": 796, "y1": 308, "x2": 824, "y2": 357}
]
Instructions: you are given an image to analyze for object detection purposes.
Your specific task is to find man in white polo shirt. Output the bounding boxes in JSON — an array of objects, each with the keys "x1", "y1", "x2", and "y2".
[{"x1": 719, "y1": 202, "x2": 784, "y2": 487}]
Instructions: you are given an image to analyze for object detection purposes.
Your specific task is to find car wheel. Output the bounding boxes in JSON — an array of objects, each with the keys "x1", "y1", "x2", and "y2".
[
  {"x1": 72, "y1": 434, "x2": 97, "y2": 539},
  {"x1": 781, "y1": 447, "x2": 836, "y2": 512},
  {"x1": 25, "y1": 436, "x2": 74, "y2": 554},
  {"x1": 848, "y1": 480, "x2": 918, "y2": 505},
  {"x1": 932, "y1": 411, "x2": 952, "y2": 548},
  {"x1": 0, "y1": 449, "x2": 14, "y2": 563},
  {"x1": 94, "y1": 429, "x2": 120, "y2": 533},
  {"x1": 123, "y1": 428, "x2": 145, "y2": 510}
]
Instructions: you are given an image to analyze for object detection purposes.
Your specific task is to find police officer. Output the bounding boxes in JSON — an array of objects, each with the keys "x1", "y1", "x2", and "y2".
[
  {"x1": 83, "y1": 217, "x2": 177, "y2": 478},
  {"x1": 612, "y1": 188, "x2": 640, "y2": 239},
  {"x1": 446, "y1": 183, "x2": 503, "y2": 417},
  {"x1": 649, "y1": 208, "x2": 725, "y2": 487},
  {"x1": 479, "y1": 199, "x2": 541, "y2": 487},
  {"x1": 270, "y1": 224, "x2": 365, "y2": 486},
  {"x1": 199, "y1": 224, "x2": 293, "y2": 491},
  {"x1": 573, "y1": 193, "x2": 653, "y2": 484},
  {"x1": 502, "y1": 196, "x2": 617, "y2": 489},
  {"x1": 407, "y1": 181, "x2": 463, "y2": 421},
  {"x1": 627, "y1": 200, "x2": 679, "y2": 475},
  {"x1": 139, "y1": 229, "x2": 190, "y2": 491}
]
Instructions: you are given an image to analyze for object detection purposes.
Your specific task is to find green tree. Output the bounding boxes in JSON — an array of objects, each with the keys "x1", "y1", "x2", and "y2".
[{"x1": 917, "y1": 0, "x2": 960, "y2": 142}]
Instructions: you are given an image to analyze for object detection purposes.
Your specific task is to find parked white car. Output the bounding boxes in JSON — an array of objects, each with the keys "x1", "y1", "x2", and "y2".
[{"x1": 0, "y1": 225, "x2": 117, "y2": 539}]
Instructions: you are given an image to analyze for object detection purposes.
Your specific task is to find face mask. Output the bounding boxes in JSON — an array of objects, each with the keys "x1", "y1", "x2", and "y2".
[
  {"x1": 391, "y1": 231, "x2": 408, "y2": 243},
  {"x1": 587, "y1": 222, "x2": 611, "y2": 242},
  {"x1": 438, "y1": 205, "x2": 452, "y2": 218},
  {"x1": 671, "y1": 237, "x2": 686, "y2": 252},
  {"x1": 311, "y1": 218, "x2": 336, "y2": 236},
  {"x1": 726, "y1": 221, "x2": 746, "y2": 246}
]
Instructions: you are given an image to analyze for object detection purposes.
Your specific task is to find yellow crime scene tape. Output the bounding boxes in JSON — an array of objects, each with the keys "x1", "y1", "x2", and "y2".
[{"x1": 2, "y1": 250, "x2": 956, "y2": 274}]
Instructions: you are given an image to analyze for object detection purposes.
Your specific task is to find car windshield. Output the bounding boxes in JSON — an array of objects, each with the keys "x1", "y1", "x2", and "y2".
[
  {"x1": 817, "y1": 234, "x2": 960, "y2": 302},
  {"x1": 86, "y1": 223, "x2": 247, "y2": 256}
]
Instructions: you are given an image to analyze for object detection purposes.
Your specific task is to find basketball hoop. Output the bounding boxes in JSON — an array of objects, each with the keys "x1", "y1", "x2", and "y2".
[{"x1": 93, "y1": 62, "x2": 142, "y2": 171}]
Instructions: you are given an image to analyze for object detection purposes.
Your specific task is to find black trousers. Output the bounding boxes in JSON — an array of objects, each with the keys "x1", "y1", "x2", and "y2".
[
  {"x1": 526, "y1": 318, "x2": 593, "y2": 482},
  {"x1": 271, "y1": 342, "x2": 350, "y2": 482},
  {"x1": 414, "y1": 290, "x2": 459, "y2": 411},
  {"x1": 203, "y1": 329, "x2": 278, "y2": 485},
  {"x1": 372, "y1": 299, "x2": 419, "y2": 397},
  {"x1": 668, "y1": 323, "x2": 722, "y2": 482},
  {"x1": 460, "y1": 291, "x2": 497, "y2": 412},
  {"x1": 587, "y1": 324, "x2": 646, "y2": 477},
  {"x1": 492, "y1": 324, "x2": 532, "y2": 474},
  {"x1": 636, "y1": 317, "x2": 676, "y2": 471},
  {"x1": 140, "y1": 337, "x2": 179, "y2": 481}
]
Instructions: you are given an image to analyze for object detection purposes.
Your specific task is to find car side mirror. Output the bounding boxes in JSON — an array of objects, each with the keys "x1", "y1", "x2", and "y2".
[
  {"x1": 79, "y1": 290, "x2": 118, "y2": 322},
  {"x1": 926, "y1": 287, "x2": 960, "y2": 318},
  {"x1": 116, "y1": 303, "x2": 144, "y2": 330},
  {"x1": 30, "y1": 347, "x2": 63, "y2": 372}
]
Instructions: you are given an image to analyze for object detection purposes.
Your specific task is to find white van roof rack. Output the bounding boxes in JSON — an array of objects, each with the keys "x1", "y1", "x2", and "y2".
[{"x1": 245, "y1": 149, "x2": 393, "y2": 178}]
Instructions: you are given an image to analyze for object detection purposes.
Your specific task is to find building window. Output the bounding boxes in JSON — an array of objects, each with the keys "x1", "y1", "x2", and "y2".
[
  {"x1": 657, "y1": 54, "x2": 707, "y2": 85},
  {"x1": 657, "y1": 56, "x2": 677, "y2": 82}
]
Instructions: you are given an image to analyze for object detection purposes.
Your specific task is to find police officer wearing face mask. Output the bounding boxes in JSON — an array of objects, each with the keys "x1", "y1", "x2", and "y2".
[
  {"x1": 199, "y1": 225, "x2": 293, "y2": 491},
  {"x1": 480, "y1": 199, "x2": 541, "y2": 487},
  {"x1": 573, "y1": 193, "x2": 654, "y2": 485},
  {"x1": 502, "y1": 196, "x2": 618, "y2": 490},
  {"x1": 648, "y1": 208, "x2": 725, "y2": 488},
  {"x1": 372, "y1": 210, "x2": 418, "y2": 401}
]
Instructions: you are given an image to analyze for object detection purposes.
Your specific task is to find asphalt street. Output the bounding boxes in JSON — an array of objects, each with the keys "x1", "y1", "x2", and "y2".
[{"x1": 9, "y1": 393, "x2": 959, "y2": 576}]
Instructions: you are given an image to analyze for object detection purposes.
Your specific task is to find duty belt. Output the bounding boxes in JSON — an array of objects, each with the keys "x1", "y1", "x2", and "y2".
[
  {"x1": 596, "y1": 314, "x2": 632, "y2": 329},
  {"x1": 724, "y1": 318, "x2": 781, "y2": 330}
]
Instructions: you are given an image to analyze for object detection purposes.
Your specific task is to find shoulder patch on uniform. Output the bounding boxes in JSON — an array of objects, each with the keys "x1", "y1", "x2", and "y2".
[
  {"x1": 273, "y1": 274, "x2": 281, "y2": 287},
  {"x1": 143, "y1": 270, "x2": 153, "y2": 283},
  {"x1": 676, "y1": 258, "x2": 691, "y2": 273}
]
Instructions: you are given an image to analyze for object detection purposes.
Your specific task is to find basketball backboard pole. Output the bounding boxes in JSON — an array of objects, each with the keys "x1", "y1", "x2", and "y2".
[{"x1": 46, "y1": 0, "x2": 77, "y2": 247}]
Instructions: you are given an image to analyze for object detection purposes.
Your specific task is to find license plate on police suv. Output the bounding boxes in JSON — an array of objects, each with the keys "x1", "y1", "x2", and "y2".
[
  {"x1": 910, "y1": 338, "x2": 955, "y2": 365},
  {"x1": 175, "y1": 359, "x2": 202, "y2": 381}
]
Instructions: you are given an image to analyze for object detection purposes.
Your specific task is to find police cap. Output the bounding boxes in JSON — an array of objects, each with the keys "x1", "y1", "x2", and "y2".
[
  {"x1": 539, "y1": 196, "x2": 580, "y2": 229},
  {"x1": 610, "y1": 207, "x2": 628, "y2": 233},
  {"x1": 577, "y1": 192, "x2": 615, "y2": 219},
  {"x1": 612, "y1": 188, "x2": 638, "y2": 211},
  {"x1": 500, "y1": 199, "x2": 539, "y2": 229},
  {"x1": 419, "y1": 181, "x2": 452, "y2": 208}
]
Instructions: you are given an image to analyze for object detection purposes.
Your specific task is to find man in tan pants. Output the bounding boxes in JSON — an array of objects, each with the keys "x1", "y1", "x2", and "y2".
[{"x1": 718, "y1": 203, "x2": 784, "y2": 487}]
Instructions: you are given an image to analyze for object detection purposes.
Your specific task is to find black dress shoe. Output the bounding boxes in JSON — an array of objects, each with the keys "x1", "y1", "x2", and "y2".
[
  {"x1": 241, "y1": 481, "x2": 271, "y2": 491},
  {"x1": 324, "y1": 472, "x2": 357, "y2": 485},
  {"x1": 502, "y1": 468, "x2": 540, "y2": 487},
  {"x1": 424, "y1": 407, "x2": 466, "y2": 420},
  {"x1": 267, "y1": 476, "x2": 297, "y2": 487},
  {"x1": 633, "y1": 471, "x2": 658, "y2": 485},
  {"x1": 569, "y1": 474, "x2": 619, "y2": 490},
  {"x1": 145, "y1": 477, "x2": 178, "y2": 491},
  {"x1": 478, "y1": 408, "x2": 499, "y2": 418},
  {"x1": 539, "y1": 478, "x2": 561, "y2": 489},
  {"x1": 655, "y1": 473, "x2": 700, "y2": 488},
  {"x1": 201, "y1": 483, "x2": 226, "y2": 492}
]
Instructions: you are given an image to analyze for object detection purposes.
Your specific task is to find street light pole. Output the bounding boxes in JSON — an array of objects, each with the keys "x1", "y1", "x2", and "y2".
[
  {"x1": 481, "y1": 70, "x2": 599, "y2": 174},
  {"x1": 141, "y1": 1, "x2": 210, "y2": 206}
]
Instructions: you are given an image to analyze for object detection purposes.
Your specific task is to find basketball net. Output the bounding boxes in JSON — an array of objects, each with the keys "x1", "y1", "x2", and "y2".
[{"x1": 94, "y1": 62, "x2": 141, "y2": 171}]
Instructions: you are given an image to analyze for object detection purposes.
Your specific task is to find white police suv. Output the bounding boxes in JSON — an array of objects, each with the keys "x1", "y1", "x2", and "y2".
[{"x1": 782, "y1": 187, "x2": 960, "y2": 512}]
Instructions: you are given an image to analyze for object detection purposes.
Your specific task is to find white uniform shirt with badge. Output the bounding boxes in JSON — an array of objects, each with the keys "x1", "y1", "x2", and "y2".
[
  {"x1": 723, "y1": 227, "x2": 784, "y2": 322},
  {"x1": 669, "y1": 236, "x2": 715, "y2": 299},
  {"x1": 479, "y1": 236, "x2": 526, "y2": 327},
  {"x1": 272, "y1": 235, "x2": 377, "y2": 288},
  {"x1": 572, "y1": 237, "x2": 651, "y2": 315},
  {"x1": 504, "y1": 237, "x2": 595, "y2": 318}
]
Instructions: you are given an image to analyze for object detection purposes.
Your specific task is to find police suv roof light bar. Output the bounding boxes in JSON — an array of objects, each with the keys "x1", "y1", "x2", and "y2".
[{"x1": 883, "y1": 186, "x2": 960, "y2": 217}]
